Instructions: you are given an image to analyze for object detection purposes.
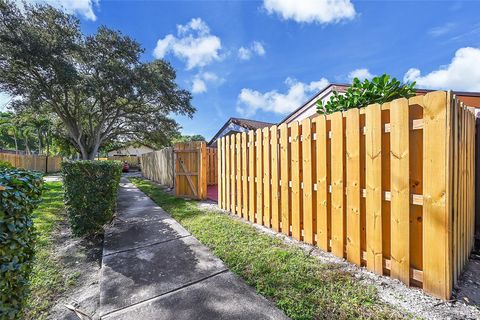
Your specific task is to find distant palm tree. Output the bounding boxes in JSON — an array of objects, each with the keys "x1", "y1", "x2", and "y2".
[{"x1": 0, "y1": 112, "x2": 19, "y2": 154}]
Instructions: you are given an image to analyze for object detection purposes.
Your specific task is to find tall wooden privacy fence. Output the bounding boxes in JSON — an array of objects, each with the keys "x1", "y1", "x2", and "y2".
[
  {"x1": 217, "y1": 91, "x2": 476, "y2": 299},
  {"x1": 141, "y1": 148, "x2": 174, "y2": 188},
  {"x1": 0, "y1": 153, "x2": 62, "y2": 172}
]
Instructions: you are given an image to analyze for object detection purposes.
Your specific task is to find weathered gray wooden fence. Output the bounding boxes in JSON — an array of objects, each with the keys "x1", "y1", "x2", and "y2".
[{"x1": 140, "y1": 148, "x2": 174, "y2": 188}]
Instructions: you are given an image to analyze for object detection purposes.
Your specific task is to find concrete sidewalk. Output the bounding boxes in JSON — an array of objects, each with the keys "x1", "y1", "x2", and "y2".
[{"x1": 99, "y1": 178, "x2": 289, "y2": 320}]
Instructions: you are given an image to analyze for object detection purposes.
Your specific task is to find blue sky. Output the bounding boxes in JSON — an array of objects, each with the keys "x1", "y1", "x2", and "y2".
[{"x1": 4, "y1": 0, "x2": 480, "y2": 141}]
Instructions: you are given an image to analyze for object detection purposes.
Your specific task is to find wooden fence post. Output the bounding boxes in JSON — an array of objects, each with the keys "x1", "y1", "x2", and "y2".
[{"x1": 423, "y1": 91, "x2": 452, "y2": 299}]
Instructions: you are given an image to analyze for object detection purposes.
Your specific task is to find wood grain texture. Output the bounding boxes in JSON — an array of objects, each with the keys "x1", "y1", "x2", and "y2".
[
  {"x1": 248, "y1": 130, "x2": 256, "y2": 222},
  {"x1": 423, "y1": 91, "x2": 450, "y2": 299},
  {"x1": 256, "y1": 129, "x2": 263, "y2": 225},
  {"x1": 263, "y1": 127, "x2": 271, "y2": 227},
  {"x1": 291, "y1": 122, "x2": 301, "y2": 240},
  {"x1": 314, "y1": 116, "x2": 329, "y2": 251},
  {"x1": 331, "y1": 112, "x2": 345, "y2": 257},
  {"x1": 390, "y1": 98, "x2": 410, "y2": 285},
  {"x1": 242, "y1": 132, "x2": 248, "y2": 218},
  {"x1": 365, "y1": 104, "x2": 383, "y2": 275},
  {"x1": 236, "y1": 133, "x2": 242, "y2": 216},
  {"x1": 302, "y1": 118, "x2": 314, "y2": 244},
  {"x1": 271, "y1": 125, "x2": 280, "y2": 231},
  {"x1": 346, "y1": 108, "x2": 361, "y2": 265},
  {"x1": 280, "y1": 123, "x2": 290, "y2": 235}
]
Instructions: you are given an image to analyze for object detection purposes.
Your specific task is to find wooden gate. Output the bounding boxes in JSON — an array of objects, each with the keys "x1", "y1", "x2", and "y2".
[{"x1": 174, "y1": 141, "x2": 207, "y2": 199}]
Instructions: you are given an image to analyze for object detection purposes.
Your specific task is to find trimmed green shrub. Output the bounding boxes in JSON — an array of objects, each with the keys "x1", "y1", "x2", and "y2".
[
  {"x1": 62, "y1": 161, "x2": 122, "y2": 236},
  {"x1": 0, "y1": 161, "x2": 13, "y2": 169},
  {"x1": 0, "y1": 169, "x2": 44, "y2": 319},
  {"x1": 317, "y1": 73, "x2": 416, "y2": 114}
]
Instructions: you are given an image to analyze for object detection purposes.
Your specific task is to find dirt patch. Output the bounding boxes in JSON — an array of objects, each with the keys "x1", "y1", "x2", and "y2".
[
  {"x1": 204, "y1": 203, "x2": 480, "y2": 320},
  {"x1": 47, "y1": 221, "x2": 103, "y2": 320},
  {"x1": 453, "y1": 253, "x2": 480, "y2": 307}
]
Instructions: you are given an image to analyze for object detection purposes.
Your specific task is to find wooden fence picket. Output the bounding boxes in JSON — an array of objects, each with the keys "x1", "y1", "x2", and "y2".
[
  {"x1": 256, "y1": 129, "x2": 263, "y2": 225},
  {"x1": 365, "y1": 103, "x2": 383, "y2": 275},
  {"x1": 331, "y1": 112, "x2": 345, "y2": 257},
  {"x1": 263, "y1": 127, "x2": 271, "y2": 228},
  {"x1": 271, "y1": 125, "x2": 280, "y2": 231},
  {"x1": 301, "y1": 118, "x2": 314, "y2": 244},
  {"x1": 290, "y1": 121, "x2": 301, "y2": 240},
  {"x1": 280, "y1": 123, "x2": 290, "y2": 235},
  {"x1": 346, "y1": 108, "x2": 361, "y2": 265},
  {"x1": 242, "y1": 132, "x2": 248, "y2": 218},
  {"x1": 248, "y1": 131, "x2": 256, "y2": 222}
]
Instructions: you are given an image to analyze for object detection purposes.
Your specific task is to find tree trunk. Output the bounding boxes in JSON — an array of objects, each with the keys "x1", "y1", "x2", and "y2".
[
  {"x1": 37, "y1": 129, "x2": 42, "y2": 155},
  {"x1": 13, "y1": 134, "x2": 18, "y2": 155},
  {"x1": 87, "y1": 142, "x2": 100, "y2": 160},
  {"x1": 24, "y1": 137, "x2": 30, "y2": 155}
]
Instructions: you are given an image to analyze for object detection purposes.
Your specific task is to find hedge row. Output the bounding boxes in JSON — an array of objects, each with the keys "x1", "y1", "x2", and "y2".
[
  {"x1": 62, "y1": 161, "x2": 122, "y2": 236},
  {"x1": 0, "y1": 169, "x2": 43, "y2": 319}
]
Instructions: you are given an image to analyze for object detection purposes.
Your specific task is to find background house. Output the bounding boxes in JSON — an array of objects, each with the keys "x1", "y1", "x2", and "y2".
[
  {"x1": 107, "y1": 144, "x2": 155, "y2": 157},
  {"x1": 208, "y1": 117, "x2": 274, "y2": 147}
]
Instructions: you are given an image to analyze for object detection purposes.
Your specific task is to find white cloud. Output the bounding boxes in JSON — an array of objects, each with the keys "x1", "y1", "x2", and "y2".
[
  {"x1": 238, "y1": 41, "x2": 266, "y2": 60},
  {"x1": 236, "y1": 77, "x2": 329, "y2": 116},
  {"x1": 238, "y1": 47, "x2": 251, "y2": 60},
  {"x1": 428, "y1": 23, "x2": 455, "y2": 37},
  {"x1": 153, "y1": 18, "x2": 222, "y2": 70},
  {"x1": 19, "y1": 0, "x2": 99, "y2": 21},
  {"x1": 403, "y1": 47, "x2": 480, "y2": 91},
  {"x1": 252, "y1": 41, "x2": 266, "y2": 56},
  {"x1": 191, "y1": 72, "x2": 222, "y2": 94},
  {"x1": 348, "y1": 68, "x2": 374, "y2": 81},
  {"x1": 177, "y1": 18, "x2": 209, "y2": 35},
  {"x1": 153, "y1": 35, "x2": 175, "y2": 59},
  {"x1": 192, "y1": 78, "x2": 207, "y2": 94},
  {"x1": 263, "y1": 0, "x2": 356, "y2": 24}
]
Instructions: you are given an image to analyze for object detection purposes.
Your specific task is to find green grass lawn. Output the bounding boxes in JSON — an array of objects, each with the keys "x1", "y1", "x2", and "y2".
[
  {"x1": 24, "y1": 181, "x2": 78, "y2": 320},
  {"x1": 130, "y1": 177, "x2": 403, "y2": 320}
]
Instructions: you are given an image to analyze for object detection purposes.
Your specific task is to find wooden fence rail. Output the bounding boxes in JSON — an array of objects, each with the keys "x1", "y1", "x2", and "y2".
[
  {"x1": 141, "y1": 148, "x2": 174, "y2": 188},
  {"x1": 217, "y1": 91, "x2": 476, "y2": 300},
  {"x1": 0, "y1": 153, "x2": 62, "y2": 173}
]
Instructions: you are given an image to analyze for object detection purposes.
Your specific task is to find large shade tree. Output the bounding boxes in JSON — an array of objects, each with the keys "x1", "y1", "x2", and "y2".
[{"x1": 0, "y1": 1, "x2": 194, "y2": 159}]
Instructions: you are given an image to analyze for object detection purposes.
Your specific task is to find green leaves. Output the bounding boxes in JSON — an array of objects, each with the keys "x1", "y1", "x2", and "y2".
[
  {"x1": 0, "y1": 168, "x2": 43, "y2": 319},
  {"x1": 317, "y1": 74, "x2": 416, "y2": 114},
  {"x1": 61, "y1": 161, "x2": 121, "y2": 236}
]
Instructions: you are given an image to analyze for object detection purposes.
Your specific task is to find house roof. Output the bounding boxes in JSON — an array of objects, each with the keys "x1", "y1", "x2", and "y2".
[
  {"x1": 279, "y1": 83, "x2": 349, "y2": 124},
  {"x1": 107, "y1": 142, "x2": 155, "y2": 153},
  {"x1": 279, "y1": 83, "x2": 480, "y2": 125},
  {"x1": 208, "y1": 117, "x2": 274, "y2": 146}
]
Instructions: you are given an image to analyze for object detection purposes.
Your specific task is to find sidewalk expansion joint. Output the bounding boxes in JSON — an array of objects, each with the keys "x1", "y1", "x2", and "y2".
[
  {"x1": 100, "y1": 269, "x2": 229, "y2": 319},
  {"x1": 103, "y1": 234, "x2": 191, "y2": 257}
]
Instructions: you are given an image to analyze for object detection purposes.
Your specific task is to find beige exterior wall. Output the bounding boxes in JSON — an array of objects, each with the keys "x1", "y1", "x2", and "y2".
[
  {"x1": 282, "y1": 86, "x2": 347, "y2": 124},
  {"x1": 107, "y1": 145, "x2": 154, "y2": 157},
  {"x1": 288, "y1": 91, "x2": 337, "y2": 123}
]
